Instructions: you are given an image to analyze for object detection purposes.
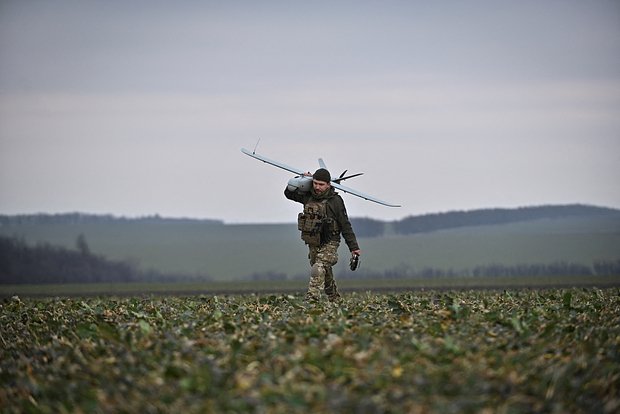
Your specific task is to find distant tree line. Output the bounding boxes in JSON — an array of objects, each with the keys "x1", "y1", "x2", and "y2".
[
  {"x1": 349, "y1": 217, "x2": 386, "y2": 237},
  {"x1": 0, "y1": 213, "x2": 224, "y2": 227},
  {"x1": 351, "y1": 204, "x2": 619, "y2": 238},
  {"x1": 0, "y1": 235, "x2": 210, "y2": 284},
  {"x1": 247, "y1": 271, "x2": 288, "y2": 281},
  {"x1": 1, "y1": 205, "x2": 618, "y2": 285},
  {"x1": 333, "y1": 260, "x2": 620, "y2": 280},
  {"x1": 253, "y1": 260, "x2": 619, "y2": 281},
  {"x1": 392, "y1": 204, "x2": 619, "y2": 236},
  {"x1": 1, "y1": 204, "x2": 617, "y2": 239},
  {"x1": 2, "y1": 233, "x2": 618, "y2": 284}
]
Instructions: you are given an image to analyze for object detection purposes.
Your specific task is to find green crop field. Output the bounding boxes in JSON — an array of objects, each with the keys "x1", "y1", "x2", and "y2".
[{"x1": 2, "y1": 289, "x2": 619, "y2": 413}]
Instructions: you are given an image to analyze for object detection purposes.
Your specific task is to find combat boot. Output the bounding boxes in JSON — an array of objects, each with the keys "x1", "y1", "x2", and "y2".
[{"x1": 328, "y1": 292, "x2": 342, "y2": 303}]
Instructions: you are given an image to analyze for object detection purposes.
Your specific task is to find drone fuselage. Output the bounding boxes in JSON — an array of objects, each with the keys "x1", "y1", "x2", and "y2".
[{"x1": 287, "y1": 176, "x2": 313, "y2": 193}]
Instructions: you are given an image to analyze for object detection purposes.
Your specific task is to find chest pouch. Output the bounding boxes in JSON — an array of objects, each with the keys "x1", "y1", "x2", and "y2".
[{"x1": 298, "y1": 201, "x2": 326, "y2": 247}]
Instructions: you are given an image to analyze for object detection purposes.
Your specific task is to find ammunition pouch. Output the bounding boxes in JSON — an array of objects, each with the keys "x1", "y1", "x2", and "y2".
[
  {"x1": 298, "y1": 200, "x2": 338, "y2": 247},
  {"x1": 298, "y1": 212, "x2": 322, "y2": 247}
]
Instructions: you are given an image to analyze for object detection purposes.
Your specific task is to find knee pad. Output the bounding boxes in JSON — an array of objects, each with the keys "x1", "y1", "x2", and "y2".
[{"x1": 311, "y1": 263, "x2": 324, "y2": 278}]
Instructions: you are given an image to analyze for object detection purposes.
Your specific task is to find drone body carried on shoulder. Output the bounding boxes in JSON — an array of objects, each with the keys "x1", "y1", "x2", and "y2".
[{"x1": 241, "y1": 147, "x2": 401, "y2": 208}]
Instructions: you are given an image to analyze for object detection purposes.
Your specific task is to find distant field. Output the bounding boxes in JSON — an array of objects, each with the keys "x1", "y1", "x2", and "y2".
[
  {"x1": 1, "y1": 215, "x2": 619, "y2": 280},
  {"x1": 361, "y1": 216, "x2": 620, "y2": 273},
  {"x1": 1, "y1": 275, "x2": 619, "y2": 298},
  {"x1": 2, "y1": 288, "x2": 618, "y2": 412}
]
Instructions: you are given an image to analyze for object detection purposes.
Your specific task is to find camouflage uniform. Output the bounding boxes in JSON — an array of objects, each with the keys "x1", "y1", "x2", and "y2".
[
  {"x1": 308, "y1": 240, "x2": 340, "y2": 301},
  {"x1": 285, "y1": 186, "x2": 359, "y2": 302}
]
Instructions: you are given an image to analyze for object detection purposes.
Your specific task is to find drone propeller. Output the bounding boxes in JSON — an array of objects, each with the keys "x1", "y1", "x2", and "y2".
[{"x1": 334, "y1": 171, "x2": 364, "y2": 184}]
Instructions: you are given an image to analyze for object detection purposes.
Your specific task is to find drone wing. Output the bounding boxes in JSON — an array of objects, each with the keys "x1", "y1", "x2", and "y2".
[
  {"x1": 331, "y1": 181, "x2": 401, "y2": 207},
  {"x1": 242, "y1": 148, "x2": 401, "y2": 207},
  {"x1": 318, "y1": 157, "x2": 400, "y2": 207},
  {"x1": 241, "y1": 148, "x2": 306, "y2": 175}
]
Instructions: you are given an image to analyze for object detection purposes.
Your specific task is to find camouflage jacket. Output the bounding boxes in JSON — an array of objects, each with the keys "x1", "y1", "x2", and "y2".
[{"x1": 284, "y1": 186, "x2": 360, "y2": 252}]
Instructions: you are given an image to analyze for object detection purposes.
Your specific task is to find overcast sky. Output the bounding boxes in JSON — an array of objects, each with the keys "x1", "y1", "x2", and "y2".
[{"x1": 1, "y1": 0, "x2": 619, "y2": 223}]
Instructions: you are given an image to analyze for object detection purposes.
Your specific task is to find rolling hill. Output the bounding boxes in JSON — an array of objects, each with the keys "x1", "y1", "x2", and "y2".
[{"x1": 1, "y1": 204, "x2": 619, "y2": 282}]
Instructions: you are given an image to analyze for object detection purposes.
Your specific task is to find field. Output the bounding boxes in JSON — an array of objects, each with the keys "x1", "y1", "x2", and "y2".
[
  {"x1": 2, "y1": 288, "x2": 619, "y2": 413},
  {"x1": 1, "y1": 274, "x2": 620, "y2": 298},
  {"x1": 2, "y1": 215, "x2": 619, "y2": 280}
]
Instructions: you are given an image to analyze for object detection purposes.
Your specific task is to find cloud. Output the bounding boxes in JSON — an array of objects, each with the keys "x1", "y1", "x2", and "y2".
[
  {"x1": 1, "y1": 72, "x2": 618, "y2": 222},
  {"x1": 1, "y1": 0, "x2": 619, "y2": 221}
]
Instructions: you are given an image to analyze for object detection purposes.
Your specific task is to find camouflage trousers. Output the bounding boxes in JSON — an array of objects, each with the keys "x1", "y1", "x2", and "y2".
[{"x1": 306, "y1": 240, "x2": 341, "y2": 302}]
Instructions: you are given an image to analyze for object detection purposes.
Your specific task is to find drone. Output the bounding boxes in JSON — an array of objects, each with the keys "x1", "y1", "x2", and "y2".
[{"x1": 241, "y1": 147, "x2": 401, "y2": 207}]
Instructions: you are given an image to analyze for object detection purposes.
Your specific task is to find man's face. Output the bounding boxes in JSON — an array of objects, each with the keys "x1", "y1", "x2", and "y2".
[{"x1": 313, "y1": 179, "x2": 330, "y2": 194}]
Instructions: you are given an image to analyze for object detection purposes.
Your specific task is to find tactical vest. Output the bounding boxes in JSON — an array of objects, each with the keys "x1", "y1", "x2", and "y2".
[{"x1": 297, "y1": 199, "x2": 339, "y2": 247}]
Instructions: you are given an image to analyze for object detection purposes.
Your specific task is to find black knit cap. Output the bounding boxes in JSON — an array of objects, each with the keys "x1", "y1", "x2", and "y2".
[{"x1": 313, "y1": 168, "x2": 331, "y2": 183}]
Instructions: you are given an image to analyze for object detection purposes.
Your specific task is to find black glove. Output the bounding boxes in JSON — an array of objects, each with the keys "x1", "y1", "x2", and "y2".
[{"x1": 350, "y1": 253, "x2": 360, "y2": 271}]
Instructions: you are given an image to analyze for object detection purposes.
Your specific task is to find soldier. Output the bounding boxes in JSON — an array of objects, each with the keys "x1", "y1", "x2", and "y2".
[{"x1": 285, "y1": 168, "x2": 361, "y2": 302}]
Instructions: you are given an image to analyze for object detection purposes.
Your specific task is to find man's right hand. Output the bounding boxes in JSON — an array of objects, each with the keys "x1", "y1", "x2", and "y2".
[{"x1": 350, "y1": 252, "x2": 361, "y2": 271}]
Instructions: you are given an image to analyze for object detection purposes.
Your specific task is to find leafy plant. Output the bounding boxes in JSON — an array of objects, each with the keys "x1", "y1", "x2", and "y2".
[{"x1": 1, "y1": 289, "x2": 619, "y2": 413}]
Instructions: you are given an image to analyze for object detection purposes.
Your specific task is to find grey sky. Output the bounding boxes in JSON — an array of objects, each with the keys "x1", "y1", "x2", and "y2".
[{"x1": 1, "y1": 0, "x2": 619, "y2": 223}]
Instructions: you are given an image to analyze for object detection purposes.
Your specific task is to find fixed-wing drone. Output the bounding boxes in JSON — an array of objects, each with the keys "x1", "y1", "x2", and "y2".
[{"x1": 241, "y1": 147, "x2": 401, "y2": 207}]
